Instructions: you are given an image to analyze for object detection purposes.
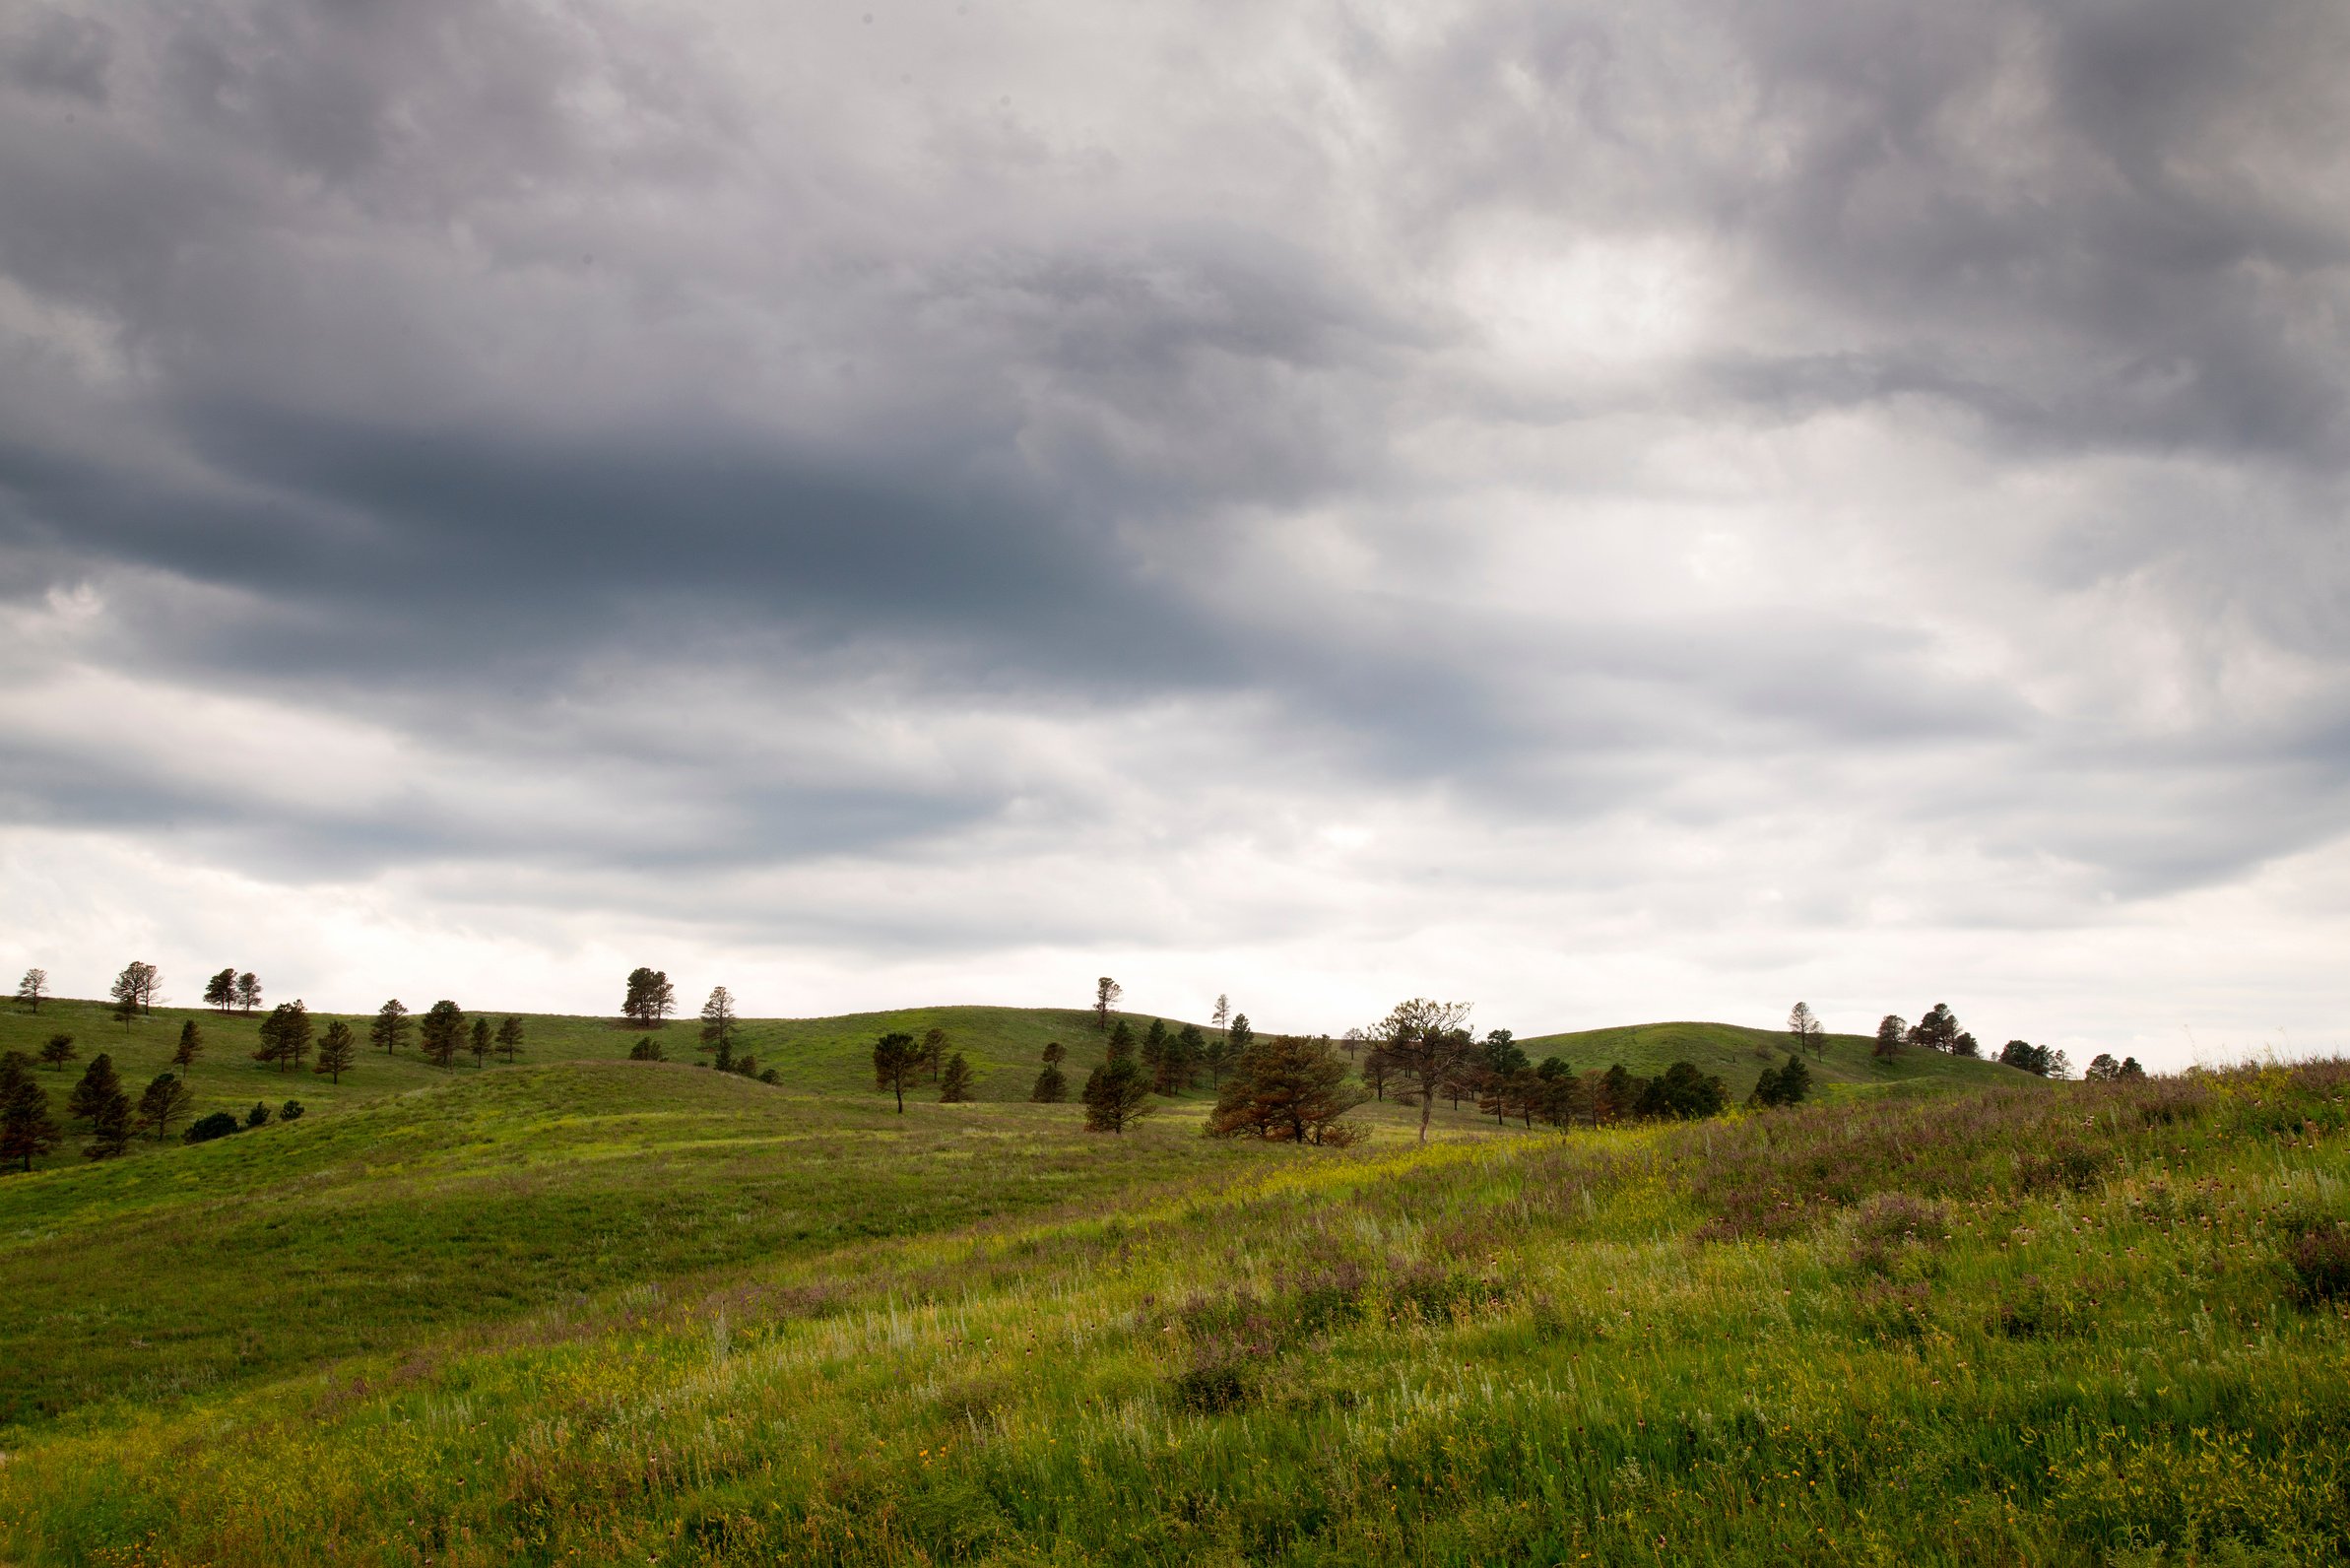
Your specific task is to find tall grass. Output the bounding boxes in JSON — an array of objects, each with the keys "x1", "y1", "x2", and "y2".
[{"x1": 2, "y1": 1060, "x2": 2342, "y2": 1564}]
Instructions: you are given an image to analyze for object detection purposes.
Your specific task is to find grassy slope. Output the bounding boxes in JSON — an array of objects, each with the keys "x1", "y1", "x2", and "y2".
[
  {"x1": 1517, "y1": 1019, "x2": 2031, "y2": 1098},
  {"x1": 1, "y1": 1059, "x2": 2342, "y2": 1565}
]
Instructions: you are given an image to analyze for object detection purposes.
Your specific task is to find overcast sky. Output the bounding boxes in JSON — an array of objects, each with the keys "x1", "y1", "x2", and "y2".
[{"x1": 3, "y1": 0, "x2": 2346, "y2": 1064}]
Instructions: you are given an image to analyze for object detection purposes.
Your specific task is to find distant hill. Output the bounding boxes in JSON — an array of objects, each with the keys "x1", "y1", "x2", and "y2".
[
  {"x1": 1516, "y1": 1019, "x2": 2032, "y2": 1101},
  {"x1": 0, "y1": 999, "x2": 2029, "y2": 1134}
]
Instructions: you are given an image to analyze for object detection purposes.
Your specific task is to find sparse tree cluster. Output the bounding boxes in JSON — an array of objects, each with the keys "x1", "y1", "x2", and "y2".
[
  {"x1": 2083, "y1": 1052, "x2": 2145, "y2": 1082},
  {"x1": 622, "y1": 968, "x2": 677, "y2": 1028},
  {"x1": 1999, "y1": 1039, "x2": 2072, "y2": 1078}
]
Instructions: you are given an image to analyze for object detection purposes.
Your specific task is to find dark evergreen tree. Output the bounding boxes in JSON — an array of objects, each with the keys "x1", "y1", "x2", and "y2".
[
  {"x1": 252, "y1": 1001, "x2": 313, "y2": 1073},
  {"x1": 135, "y1": 1073, "x2": 193, "y2": 1141},
  {"x1": 172, "y1": 1019, "x2": 203, "y2": 1068},
  {"x1": 419, "y1": 1001, "x2": 465, "y2": 1070},
  {"x1": 494, "y1": 1016, "x2": 524, "y2": 1064},
  {"x1": 1205, "y1": 1034, "x2": 1366, "y2": 1144},
  {"x1": 69, "y1": 1053, "x2": 124, "y2": 1125},
  {"x1": 1873, "y1": 1014, "x2": 1906, "y2": 1059},
  {"x1": 314, "y1": 1019, "x2": 357, "y2": 1083},
  {"x1": 1636, "y1": 1061, "x2": 1729, "y2": 1120},
  {"x1": 1907, "y1": 1004, "x2": 1960, "y2": 1053},
  {"x1": 1030, "y1": 1063, "x2": 1067, "y2": 1102},
  {"x1": 234, "y1": 971, "x2": 262, "y2": 1014},
  {"x1": 873, "y1": 1031, "x2": 920, "y2": 1113},
  {"x1": 83, "y1": 1080, "x2": 133, "y2": 1159},
  {"x1": 1175, "y1": 1024, "x2": 1208, "y2": 1086},
  {"x1": 370, "y1": 998, "x2": 412, "y2": 1055},
  {"x1": 1595, "y1": 1064, "x2": 1643, "y2": 1124},
  {"x1": 245, "y1": 1101, "x2": 273, "y2": 1128},
  {"x1": 920, "y1": 1027, "x2": 949, "y2": 1082},
  {"x1": 204, "y1": 967, "x2": 236, "y2": 1012},
  {"x1": 622, "y1": 967, "x2": 675, "y2": 1026},
  {"x1": 1105, "y1": 1019, "x2": 1137, "y2": 1065},
  {"x1": 1, "y1": 1052, "x2": 62, "y2": 1171},
  {"x1": 1202, "y1": 1030, "x2": 1235, "y2": 1090},
  {"x1": 281, "y1": 1100, "x2": 304, "y2": 1120},
  {"x1": 698, "y1": 987, "x2": 738, "y2": 1069},
  {"x1": 628, "y1": 1035, "x2": 666, "y2": 1062},
  {"x1": 2118, "y1": 1056, "x2": 2146, "y2": 1079},
  {"x1": 38, "y1": 1033, "x2": 76, "y2": 1072},
  {"x1": 469, "y1": 1016, "x2": 491, "y2": 1068},
  {"x1": 110, "y1": 960, "x2": 160, "y2": 1017},
  {"x1": 1080, "y1": 1055, "x2": 1152, "y2": 1134},
  {"x1": 1226, "y1": 1013, "x2": 1254, "y2": 1058},
  {"x1": 939, "y1": 1053, "x2": 974, "y2": 1102}
]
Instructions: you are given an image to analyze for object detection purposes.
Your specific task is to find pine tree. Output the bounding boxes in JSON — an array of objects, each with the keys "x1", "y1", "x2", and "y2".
[
  {"x1": 111, "y1": 991, "x2": 138, "y2": 1030},
  {"x1": 314, "y1": 1019, "x2": 357, "y2": 1083},
  {"x1": 698, "y1": 987, "x2": 738, "y2": 1069},
  {"x1": 172, "y1": 1019, "x2": 204, "y2": 1068},
  {"x1": 1, "y1": 1052, "x2": 62, "y2": 1171},
  {"x1": 83, "y1": 1077, "x2": 133, "y2": 1160},
  {"x1": 204, "y1": 967, "x2": 236, "y2": 1012},
  {"x1": 494, "y1": 1016, "x2": 524, "y2": 1064},
  {"x1": 920, "y1": 1027, "x2": 949, "y2": 1082},
  {"x1": 1094, "y1": 976, "x2": 1122, "y2": 1030},
  {"x1": 69, "y1": 1053, "x2": 125, "y2": 1125},
  {"x1": 110, "y1": 960, "x2": 160, "y2": 1018},
  {"x1": 939, "y1": 1053, "x2": 974, "y2": 1102},
  {"x1": 1205, "y1": 1034, "x2": 1366, "y2": 1144},
  {"x1": 622, "y1": 968, "x2": 675, "y2": 1027},
  {"x1": 38, "y1": 1033, "x2": 76, "y2": 1072},
  {"x1": 1211, "y1": 994, "x2": 1230, "y2": 1034},
  {"x1": 873, "y1": 1031, "x2": 920, "y2": 1113},
  {"x1": 628, "y1": 1035, "x2": 666, "y2": 1062},
  {"x1": 1105, "y1": 1019, "x2": 1136, "y2": 1064},
  {"x1": 234, "y1": 972, "x2": 262, "y2": 1014},
  {"x1": 1030, "y1": 1063, "x2": 1067, "y2": 1102},
  {"x1": 470, "y1": 1017, "x2": 492, "y2": 1068},
  {"x1": 134, "y1": 1073, "x2": 193, "y2": 1141},
  {"x1": 15, "y1": 967, "x2": 46, "y2": 1013},
  {"x1": 1873, "y1": 1015, "x2": 1906, "y2": 1059},
  {"x1": 252, "y1": 1001, "x2": 312, "y2": 1073},
  {"x1": 370, "y1": 998, "x2": 412, "y2": 1055},
  {"x1": 419, "y1": 1001, "x2": 465, "y2": 1069},
  {"x1": 245, "y1": 1101, "x2": 273, "y2": 1128},
  {"x1": 1080, "y1": 1056, "x2": 1153, "y2": 1134}
]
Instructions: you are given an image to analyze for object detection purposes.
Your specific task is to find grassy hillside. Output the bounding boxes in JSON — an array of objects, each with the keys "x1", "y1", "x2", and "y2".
[
  {"x1": 1518, "y1": 1019, "x2": 2031, "y2": 1100},
  {"x1": 1, "y1": 1057, "x2": 2343, "y2": 1565}
]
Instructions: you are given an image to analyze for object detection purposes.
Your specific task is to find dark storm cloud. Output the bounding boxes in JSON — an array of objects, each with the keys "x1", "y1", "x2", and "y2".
[{"x1": 2, "y1": 0, "x2": 2347, "y2": 922}]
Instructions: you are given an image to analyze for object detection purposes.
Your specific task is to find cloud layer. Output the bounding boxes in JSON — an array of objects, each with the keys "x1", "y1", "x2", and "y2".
[{"x1": 4, "y1": 0, "x2": 2347, "y2": 1062}]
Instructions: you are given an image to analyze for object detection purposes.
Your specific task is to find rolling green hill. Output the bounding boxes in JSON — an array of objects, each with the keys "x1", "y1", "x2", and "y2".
[
  {"x1": 0, "y1": 1048, "x2": 2342, "y2": 1565},
  {"x1": 1517, "y1": 1019, "x2": 2031, "y2": 1099}
]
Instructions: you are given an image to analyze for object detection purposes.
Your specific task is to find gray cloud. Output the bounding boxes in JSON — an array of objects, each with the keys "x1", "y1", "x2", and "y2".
[{"x1": 1, "y1": 0, "x2": 2346, "y2": 1055}]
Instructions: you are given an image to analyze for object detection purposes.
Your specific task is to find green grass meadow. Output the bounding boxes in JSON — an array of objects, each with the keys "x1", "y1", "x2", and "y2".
[{"x1": 2, "y1": 997, "x2": 2344, "y2": 1565}]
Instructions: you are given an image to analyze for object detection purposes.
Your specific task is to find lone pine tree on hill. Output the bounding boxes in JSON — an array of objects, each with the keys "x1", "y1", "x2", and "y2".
[
  {"x1": 313, "y1": 1019, "x2": 357, "y2": 1083},
  {"x1": 1, "y1": 1051, "x2": 62, "y2": 1171},
  {"x1": 1873, "y1": 1014, "x2": 1906, "y2": 1059},
  {"x1": 698, "y1": 987, "x2": 739, "y2": 1070},
  {"x1": 939, "y1": 1053, "x2": 974, "y2": 1102},
  {"x1": 873, "y1": 1031, "x2": 921, "y2": 1113},
  {"x1": 1094, "y1": 976, "x2": 1122, "y2": 1030},
  {"x1": 15, "y1": 967, "x2": 46, "y2": 1013},
  {"x1": 69, "y1": 1053, "x2": 125, "y2": 1126},
  {"x1": 1788, "y1": 1002, "x2": 1824, "y2": 1059},
  {"x1": 494, "y1": 1016, "x2": 524, "y2": 1064},
  {"x1": 38, "y1": 1034, "x2": 76, "y2": 1072},
  {"x1": 419, "y1": 1001, "x2": 465, "y2": 1069},
  {"x1": 172, "y1": 1019, "x2": 203, "y2": 1068},
  {"x1": 75, "y1": 1055, "x2": 133, "y2": 1160},
  {"x1": 370, "y1": 998, "x2": 412, "y2": 1055}
]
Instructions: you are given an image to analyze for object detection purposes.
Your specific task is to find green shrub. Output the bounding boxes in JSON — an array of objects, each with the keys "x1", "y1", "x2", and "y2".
[{"x1": 182, "y1": 1111, "x2": 240, "y2": 1144}]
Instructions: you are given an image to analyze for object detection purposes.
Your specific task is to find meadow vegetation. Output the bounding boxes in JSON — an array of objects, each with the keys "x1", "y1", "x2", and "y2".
[{"x1": 4, "y1": 981, "x2": 2336, "y2": 1564}]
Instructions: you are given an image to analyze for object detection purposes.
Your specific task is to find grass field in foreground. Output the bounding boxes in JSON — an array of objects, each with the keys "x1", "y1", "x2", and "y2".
[{"x1": 1, "y1": 1053, "x2": 2343, "y2": 1565}]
